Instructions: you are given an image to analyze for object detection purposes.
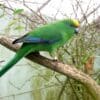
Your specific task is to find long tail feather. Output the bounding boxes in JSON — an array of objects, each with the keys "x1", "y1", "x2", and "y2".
[{"x1": 0, "y1": 44, "x2": 33, "y2": 77}]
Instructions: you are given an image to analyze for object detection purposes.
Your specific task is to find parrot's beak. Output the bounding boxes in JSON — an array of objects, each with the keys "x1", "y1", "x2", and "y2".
[{"x1": 75, "y1": 28, "x2": 79, "y2": 34}]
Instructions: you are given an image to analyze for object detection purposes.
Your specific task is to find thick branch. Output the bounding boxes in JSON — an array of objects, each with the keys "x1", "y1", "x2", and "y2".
[{"x1": 0, "y1": 37, "x2": 100, "y2": 100}]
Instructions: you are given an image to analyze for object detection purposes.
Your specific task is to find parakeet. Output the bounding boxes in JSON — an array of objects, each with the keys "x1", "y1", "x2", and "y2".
[{"x1": 0, "y1": 19, "x2": 80, "y2": 77}]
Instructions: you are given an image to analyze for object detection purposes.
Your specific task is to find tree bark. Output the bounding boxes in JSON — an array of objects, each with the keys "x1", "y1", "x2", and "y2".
[{"x1": 0, "y1": 37, "x2": 100, "y2": 100}]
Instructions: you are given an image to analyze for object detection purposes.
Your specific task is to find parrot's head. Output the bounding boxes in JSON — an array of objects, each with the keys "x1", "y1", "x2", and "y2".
[{"x1": 64, "y1": 19, "x2": 80, "y2": 34}]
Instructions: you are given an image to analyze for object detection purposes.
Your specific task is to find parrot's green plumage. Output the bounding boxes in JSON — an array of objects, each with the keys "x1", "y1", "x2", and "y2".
[{"x1": 0, "y1": 19, "x2": 80, "y2": 77}]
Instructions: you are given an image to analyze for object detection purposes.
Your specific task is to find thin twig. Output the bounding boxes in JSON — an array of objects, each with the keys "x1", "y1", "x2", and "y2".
[
  {"x1": 85, "y1": 0, "x2": 92, "y2": 14},
  {"x1": 37, "y1": 0, "x2": 52, "y2": 12},
  {"x1": 68, "y1": 79, "x2": 80, "y2": 100},
  {"x1": 57, "y1": 78, "x2": 68, "y2": 100},
  {"x1": 75, "y1": 0, "x2": 88, "y2": 23},
  {"x1": 80, "y1": 4, "x2": 100, "y2": 22},
  {"x1": 23, "y1": 0, "x2": 47, "y2": 24},
  {"x1": 0, "y1": 60, "x2": 4, "y2": 63},
  {"x1": 0, "y1": 3, "x2": 40, "y2": 24}
]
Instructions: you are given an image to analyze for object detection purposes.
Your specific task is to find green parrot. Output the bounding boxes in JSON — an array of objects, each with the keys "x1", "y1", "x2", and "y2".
[{"x1": 0, "y1": 19, "x2": 80, "y2": 77}]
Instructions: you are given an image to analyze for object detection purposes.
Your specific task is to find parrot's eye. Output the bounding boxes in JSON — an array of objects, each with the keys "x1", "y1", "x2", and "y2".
[{"x1": 70, "y1": 23, "x2": 75, "y2": 27}]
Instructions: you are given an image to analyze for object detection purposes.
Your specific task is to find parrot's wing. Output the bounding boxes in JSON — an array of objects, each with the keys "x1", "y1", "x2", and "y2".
[{"x1": 12, "y1": 34, "x2": 61, "y2": 44}]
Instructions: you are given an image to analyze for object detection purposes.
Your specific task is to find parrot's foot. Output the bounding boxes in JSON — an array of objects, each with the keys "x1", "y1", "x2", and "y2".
[
  {"x1": 52, "y1": 57, "x2": 58, "y2": 62},
  {"x1": 54, "y1": 56, "x2": 58, "y2": 60},
  {"x1": 52, "y1": 57, "x2": 60, "y2": 62},
  {"x1": 52, "y1": 59, "x2": 58, "y2": 62}
]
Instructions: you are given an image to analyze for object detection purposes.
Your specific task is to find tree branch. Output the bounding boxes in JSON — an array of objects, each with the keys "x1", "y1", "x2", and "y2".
[{"x1": 0, "y1": 37, "x2": 100, "y2": 100}]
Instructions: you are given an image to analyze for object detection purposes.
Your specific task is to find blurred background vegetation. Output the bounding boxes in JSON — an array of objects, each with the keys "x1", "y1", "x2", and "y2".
[{"x1": 0, "y1": 0, "x2": 100, "y2": 100}]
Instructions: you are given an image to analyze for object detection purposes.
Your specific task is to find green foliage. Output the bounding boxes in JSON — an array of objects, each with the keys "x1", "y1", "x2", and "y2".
[
  {"x1": 13, "y1": 9, "x2": 24, "y2": 15},
  {"x1": 0, "y1": 12, "x2": 5, "y2": 18},
  {"x1": 14, "y1": 25, "x2": 24, "y2": 31},
  {"x1": 8, "y1": 19, "x2": 18, "y2": 27}
]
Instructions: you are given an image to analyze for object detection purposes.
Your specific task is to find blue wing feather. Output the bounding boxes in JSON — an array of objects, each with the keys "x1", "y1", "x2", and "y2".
[{"x1": 12, "y1": 34, "x2": 60, "y2": 44}]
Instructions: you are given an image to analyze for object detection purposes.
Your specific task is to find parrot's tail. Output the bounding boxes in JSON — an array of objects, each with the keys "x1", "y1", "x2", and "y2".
[{"x1": 0, "y1": 44, "x2": 33, "y2": 77}]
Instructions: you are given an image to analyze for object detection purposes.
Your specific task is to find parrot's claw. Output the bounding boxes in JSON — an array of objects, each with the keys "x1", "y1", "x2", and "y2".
[
  {"x1": 52, "y1": 57, "x2": 60, "y2": 62},
  {"x1": 54, "y1": 56, "x2": 58, "y2": 60}
]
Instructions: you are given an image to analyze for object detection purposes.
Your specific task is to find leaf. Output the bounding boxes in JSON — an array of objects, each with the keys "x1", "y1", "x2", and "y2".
[
  {"x1": 13, "y1": 9, "x2": 24, "y2": 15},
  {"x1": 0, "y1": 13, "x2": 5, "y2": 18},
  {"x1": 14, "y1": 25, "x2": 24, "y2": 30},
  {"x1": 8, "y1": 20, "x2": 18, "y2": 27}
]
